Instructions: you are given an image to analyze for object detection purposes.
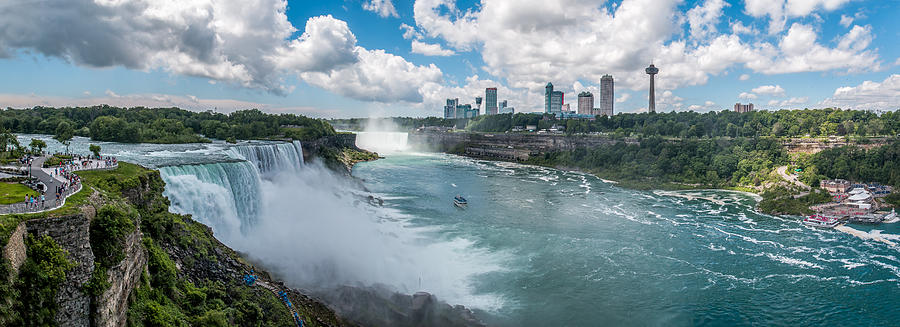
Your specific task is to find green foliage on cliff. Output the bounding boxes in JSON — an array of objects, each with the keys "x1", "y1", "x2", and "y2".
[
  {"x1": 282, "y1": 120, "x2": 337, "y2": 141},
  {"x1": 1, "y1": 106, "x2": 336, "y2": 144},
  {"x1": 90, "y1": 205, "x2": 137, "y2": 268},
  {"x1": 757, "y1": 187, "x2": 833, "y2": 216},
  {"x1": 525, "y1": 137, "x2": 788, "y2": 189},
  {"x1": 464, "y1": 108, "x2": 900, "y2": 138},
  {"x1": 128, "y1": 237, "x2": 295, "y2": 327},
  {"x1": 885, "y1": 193, "x2": 900, "y2": 207},
  {"x1": 84, "y1": 263, "x2": 111, "y2": 297},
  {"x1": 804, "y1": 141, "x2": 900, "y2": 187},
  {"x1": 11, "y1": 234, "x2": 76, "y2": 326}
]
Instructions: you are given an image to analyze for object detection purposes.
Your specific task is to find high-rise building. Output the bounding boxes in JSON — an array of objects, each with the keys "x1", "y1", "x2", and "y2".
[
  {"x1": 545, "y1": 83, "x2": 554, "y2": 113},
  {"x1": 600, "y1": 74, "x2": 614, "y2": 116},
  {"x1": 444, "y1": 98, "x2": 459, "y2": 119},
  {"x1": 734, "y1": 103, "x2": 754, "y2": 113},
  {"x1": 646, "y1": 64, "x2": 659, "y2": 113},
  {"x1": 552, "y1": 91, "x2": 564, "y2": 114},
  {"x1": 456, "y1": 104, "x2": 476, "y2": 118},
  {"x1": 545, "y1": 82, "x2": 564, "y2": 114},
  {"x1": 500, "y1": 100, "x2": 507, "y2": 110},
  {"x1": 475, "y1": 97, "x2": 483, "y2": 113},
  {"x1": 485, "y1": 88, "x2": 498, "y2": 115},
  {"x1": 577, "y1": 91, "x2": 594, "y2": 115}
]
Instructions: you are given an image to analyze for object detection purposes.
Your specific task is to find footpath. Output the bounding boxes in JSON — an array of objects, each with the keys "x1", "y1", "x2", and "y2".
[{"x1": 0, "y1": 155, "x2": 117, "y2": 215}]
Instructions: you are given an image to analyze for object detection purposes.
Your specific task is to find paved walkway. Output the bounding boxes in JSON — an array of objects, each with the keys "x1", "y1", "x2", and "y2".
[
  {"x1": 776, "y1": 165, "x2": 812, "y2": 199},
  {"x1": 0, "y1": 155, "x2": 116, "y2": 215}
]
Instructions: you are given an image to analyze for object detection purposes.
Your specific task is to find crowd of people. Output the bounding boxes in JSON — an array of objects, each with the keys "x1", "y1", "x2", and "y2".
[
  {"x1": 22, "y1": 193, "x2": 46, "y2": 210},
  {"x1": 7, "y1": 152, "x2": 118, "y2": 213},
  {"x1": 52, "y1": 154, "x2": 118, "y2": 172}
]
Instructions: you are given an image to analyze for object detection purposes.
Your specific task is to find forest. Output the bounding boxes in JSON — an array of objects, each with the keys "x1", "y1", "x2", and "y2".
[
  {"x1": 804, "y1": 141, "x2": 900, "y2": 187},
  {"x1": 523, "y1": 137, "x2": 790, "y2": 189},
  {"x1": 464, "y1": 109, "x2": 900, "y2": 138},
  {"x1": 0, "y1": 106, "x2": 335, "y2": 144}
]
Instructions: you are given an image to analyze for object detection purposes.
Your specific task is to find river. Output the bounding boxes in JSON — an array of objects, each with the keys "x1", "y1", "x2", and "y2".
[{"x1": 15, "y1": 133, "x2": 900, "y2": 326}]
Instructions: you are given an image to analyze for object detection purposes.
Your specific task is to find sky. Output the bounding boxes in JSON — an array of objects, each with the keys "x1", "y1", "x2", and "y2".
[{"x1": 0, "y1": 0, "x2": 898, "y2": 118}]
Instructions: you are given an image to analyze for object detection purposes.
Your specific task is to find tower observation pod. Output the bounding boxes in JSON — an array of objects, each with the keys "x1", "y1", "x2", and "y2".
[{"x1": 645, "y1": 64, "x2": 659, "y2": 113}]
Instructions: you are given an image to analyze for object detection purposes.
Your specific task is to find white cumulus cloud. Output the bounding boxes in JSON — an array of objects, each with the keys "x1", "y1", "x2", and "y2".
[
  {"x1": 300, "y1": 48, "x2": 443, "y2": 103},
  {"x1": 410, "y1": 0, "x2": 881, "y2": 112},
  {"x1": 768, "y1": 96, "x2": 808, "y2": 108},
  {"x1": 411, "y1": 40, "x2": 455, "y2": 56},
  {"x1": 363, "y1": 0, "x2": 400, "y2": 18},
  {"x1": 0, "y1": 1, "x2": 438, "y2": 104},
  {"x1": 820, "y1": 74, "x2": 900, "y2": 110},
  {"x1": 840, "y1": 14, "x2": 853, "y2": 27},
  {"x1": 744, "y1": 0, "x2": 851, "y2": 34},
  {"x1": 751, "y1": 85, "x2": 786, "y2": 97}
]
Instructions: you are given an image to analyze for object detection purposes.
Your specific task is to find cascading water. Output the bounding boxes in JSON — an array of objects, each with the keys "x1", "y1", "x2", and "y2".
[
  {"x1": 159, "y1": 141, "x2": 306, "y2": 237},
  {"x1": 157, "y1": 140, "x2": 502, "y2": 311},
  {"x1": 160, "y1": 161, "x2": 263, "y2": 237},
  {"x1": 227, "y1": 141, "x2": 304, "y2": 176}
]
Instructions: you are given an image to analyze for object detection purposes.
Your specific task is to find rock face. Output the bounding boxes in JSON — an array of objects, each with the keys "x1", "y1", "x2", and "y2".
[
  {"x1": 300, "y1": 134, "x2": 358, "y2": 162},
  {"x1": 94, "y1": 225, "x2": 147, "y2": 327},
  {"x1": 318, "y1": 285, "x2": 486, "y2": 327},
  {"x1": 408, "y1": 130, "x2": 636, "y2": 161},
  {"x1": 24, "y1": 214, "x2": 96, "y2": 327},
  {"x1": 2, "y1": 223, "x2": 27, "y2": 279},
  {"x1": 1, "y1": 202, "x2": 147, "y2": 327}
]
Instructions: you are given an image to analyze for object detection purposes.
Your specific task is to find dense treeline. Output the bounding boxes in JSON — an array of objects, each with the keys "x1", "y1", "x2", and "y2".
[
  {"x1": 0, "y1": 105, "x2": 335, "y2": 143},
  {"x1": 803, "y1": 141, "x2": 900, "y2": 187},
  {"x1": 524, "y1": 137, "x2": 789, "y2": 189},
  {"x1": 465, "y1": 109, "x2": 900, "y2": 138}
]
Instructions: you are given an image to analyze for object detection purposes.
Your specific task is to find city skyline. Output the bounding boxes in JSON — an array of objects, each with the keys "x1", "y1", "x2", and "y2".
[{"x1": 0, "y1": 0, "x2": 897, "y2": 118}]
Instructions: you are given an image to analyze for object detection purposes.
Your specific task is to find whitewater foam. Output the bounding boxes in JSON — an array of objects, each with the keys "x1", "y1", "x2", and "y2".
[{"x1": 160, "y1": 142, "x2": 506, "y2": 311}]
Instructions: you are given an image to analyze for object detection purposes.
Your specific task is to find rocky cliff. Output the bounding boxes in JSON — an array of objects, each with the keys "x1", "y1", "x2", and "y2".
[
  {"x1": 301, "y1": 133, "x2": 378, "y2": 173},
  {"x1": 408, "y1": 130, "x2": 637, "y2": 161}
]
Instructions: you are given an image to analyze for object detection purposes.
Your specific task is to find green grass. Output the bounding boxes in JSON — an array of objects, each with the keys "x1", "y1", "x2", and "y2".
[
  {"x1": 0, "y1": 162, "x2": 149, "y2": 246},
  {"x1": 0, "y1": 182, "x2": 33, "y2": 205},
  {"x1": 42, "y1": 154, "x2": 73, "y2": 167}
]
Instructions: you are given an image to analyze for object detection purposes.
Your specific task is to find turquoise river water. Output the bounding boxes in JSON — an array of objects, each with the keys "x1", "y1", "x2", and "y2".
[{"x1": 352, "y1": 152, "x2": 900, "y2": 326}]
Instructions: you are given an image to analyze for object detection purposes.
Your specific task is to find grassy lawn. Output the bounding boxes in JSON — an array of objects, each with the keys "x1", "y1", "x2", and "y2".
[{"x1": 0, "y1": 182, "x2": 33, "y2": 205}]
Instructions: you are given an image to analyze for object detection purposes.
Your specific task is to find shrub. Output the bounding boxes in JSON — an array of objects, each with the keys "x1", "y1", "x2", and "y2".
[
  {"x1": 14, "y1": 234, "x2": 75, "y2": 325},
  {"x1": 90, "y1": 205, "x2": 136, "y2": 268}
]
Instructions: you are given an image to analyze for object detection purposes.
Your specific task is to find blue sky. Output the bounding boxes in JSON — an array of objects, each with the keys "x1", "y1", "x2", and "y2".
[{"x1": 0, "y1": 0, "x2": 897, "y2": 118}]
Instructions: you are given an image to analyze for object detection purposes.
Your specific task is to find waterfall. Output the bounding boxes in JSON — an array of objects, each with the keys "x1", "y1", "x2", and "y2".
[
  {"x1": 159, "y1": 141, "x2": 305, "y2": 237},
  {"x1": 157, "y1": 139, "x2": 497, "y2": 309},
  {"x1": 355, "y1": 132, "x2": 409, "y2": 153},
  {"x1": 226, "y1": 141, "x2": 304, "y2": 177}
]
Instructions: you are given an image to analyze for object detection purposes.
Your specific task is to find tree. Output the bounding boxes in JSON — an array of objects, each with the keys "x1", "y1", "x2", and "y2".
[
  {"x1": 0, "y1": 130, "x2": 16, "y2": 153},
  {"x1": 54, "y1": 121, "x2": 74, "y2": 154},
  {"x1": 89, "y1": 144, "x2": 101, "y2": 157},
  {"x1": 29, "y1": 139, "x2": 47, "y2": 155},
  {"x1": 772, "y1": 122, "x2": 785, "y2": 136}
]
